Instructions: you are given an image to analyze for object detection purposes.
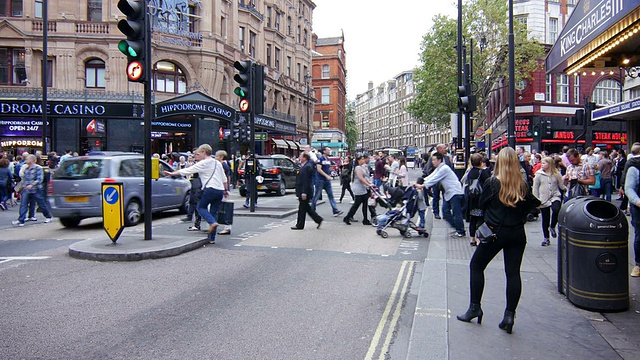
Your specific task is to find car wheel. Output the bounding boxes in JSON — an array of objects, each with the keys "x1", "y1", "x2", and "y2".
[
  {"x1": 124, "y1": 199, "x2": 142, "y2": 226},
  {"x1": 277, "y1": 180, "x2": 286, "y2": 196},
  {"x1": 178, "y1": 192, "x2": 190, "y2": 214},
  {"x1": 59, "y1": 217, "x2": 81, "y2": 228}
]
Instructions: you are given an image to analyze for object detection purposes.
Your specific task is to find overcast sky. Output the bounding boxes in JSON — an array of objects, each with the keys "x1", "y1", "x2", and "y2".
[{"x1": 312, "y1": 1, "x2": 458, "y2": 100}]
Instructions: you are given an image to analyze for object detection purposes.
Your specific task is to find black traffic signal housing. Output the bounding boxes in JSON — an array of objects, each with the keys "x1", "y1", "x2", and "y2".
[
  {"x1": 544, "y1": 119, "x2": 552, "y2": 136},
  {"x1": 232, "y1": 120, "x2": 241, "y2": 141},
  {"x1": 117, "y1": 0, "x2": 146, "y2": 83},
  {"x1": 533, "y1": 125, "x2": 540, "y2": 137},
  {"x1": 574, "y1": 109, "x2": 585, "y2": 126},
  {"x1": 457, "y1": 84, "x2": 477, "y2": 112},
  {"x1": 253, "y1": 64, "x2": 266, "y2": 115},
  {"x1": 234, "y1": 61, "x2": 253, "y2": 113}
]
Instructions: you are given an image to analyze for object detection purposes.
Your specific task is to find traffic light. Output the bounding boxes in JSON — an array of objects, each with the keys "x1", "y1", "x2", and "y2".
[
  {"x1": 544, "y1": 119, "x2": 552, "y2": 136},
  {"x1": 574, "y1": 109, "x2": 585, "y2": 126},
  {"x1": 457, "y1": 84, "x2": 477, "y2": 112},
  {"x1": 234, "y1": 60, "x2": 253, "y2": 113},
  {"x1": 253, "y1": 65, "x2": 266, "y2": 115},
  {"x1": 232, "y1": 120, "x2": 241, "y2": 141},
  {"x1": 117, "y1": 0, "x2": 146, "y2": 83},
  {"x1": 533, "y1": 125, "x2": 539, "y2": 137}
]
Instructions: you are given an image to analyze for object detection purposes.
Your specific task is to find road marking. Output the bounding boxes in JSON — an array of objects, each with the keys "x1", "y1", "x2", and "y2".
[
  {"x1": 365, "y1": 260, "x2": 416, "y2": 360},
  {"x1": 0, "y1": 256, "x2": 51, "y2": 264}
]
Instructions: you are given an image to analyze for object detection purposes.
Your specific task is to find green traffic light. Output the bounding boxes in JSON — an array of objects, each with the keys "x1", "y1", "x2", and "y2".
[
  {"x1": 118, "y1": 40, "x2": 141, "y2": 58},
  {"x1": 234, "y1": 87, "x2": 246, "y2": 97}
]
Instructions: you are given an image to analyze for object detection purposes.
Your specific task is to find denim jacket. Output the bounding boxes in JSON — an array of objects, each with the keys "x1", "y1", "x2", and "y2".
[{"x1": 22, "y1": 164, "x2": 44, "y2": 194}]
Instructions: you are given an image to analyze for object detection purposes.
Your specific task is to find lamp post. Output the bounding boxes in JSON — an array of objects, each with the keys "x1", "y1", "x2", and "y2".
[
  {"x1": 508, "y1": 0, "x2": 516, "y2": 148},
  {"x1": 305, "y1": 73, "x2": 312, "y2": 145}
]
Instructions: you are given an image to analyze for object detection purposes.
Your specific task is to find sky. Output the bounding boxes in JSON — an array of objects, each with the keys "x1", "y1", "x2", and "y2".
[{"x1": 312, "y1": 0, "x2": 458, "y2": 100}]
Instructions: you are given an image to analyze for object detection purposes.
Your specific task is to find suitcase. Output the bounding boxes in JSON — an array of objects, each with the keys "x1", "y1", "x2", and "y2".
[{"x1": 217, "y1": 201, "x2": 234, "y2": 225}]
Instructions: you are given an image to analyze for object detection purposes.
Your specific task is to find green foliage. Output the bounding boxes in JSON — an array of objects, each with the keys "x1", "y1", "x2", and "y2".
[
  {"x1": 408, "y1": 0, "x2": 546, "y2": 128},
  {"x1": 344, "y1": 104, "x2": 358, "y2": 151}
]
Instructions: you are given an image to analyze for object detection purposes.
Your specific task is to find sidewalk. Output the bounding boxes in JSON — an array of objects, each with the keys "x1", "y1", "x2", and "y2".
[{"x1": 406, "y1": 211, "x2": 640, "y2": 360}]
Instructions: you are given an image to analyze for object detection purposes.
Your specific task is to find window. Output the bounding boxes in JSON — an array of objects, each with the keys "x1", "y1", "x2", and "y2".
[
  {"x1": 303, "y1": 29, "x2": 308, "y2": 46},
  {"x1": 275, "y1": 47, "x2": 281, "y2": 71},
  {"x1": 549, "y1": 18, "x2": 558, "y2": 44},
  {"x1": 154, "y1": 61, "x2": 187, "y2": 94},
  {"x1": 321, "y1": 87, "x2": 330, "y2": 104},
  {"x1": 85, "y1": 59, "x2": 105, "y2": 88},
  {"x1": 556, "y1": 74, "x2": 569, "y2": 104},
  {"x1": 592, "y1": 79, "x2": 621, "y2": 106},
  {"x1": 43, "y1": 59, "x2": 52, "y2": 87},
  {"x1": 221, "y1": 16, "x2": 227, "y2": 39},
  {"x1": 296, "y1": 63, "x2": 301, "y2": 82},
  {"x1": 297, "y1": 26, "x2": 301, "y2": 43},
  {"x1": 573, "y1": 75, "x2": 580, "y2": 104},
  {"x1": 266, "y1": 6, "x2": 272, "y2": 28},
  {"x1": 0, "y1": 0, "x2": 22, "y2": 16},
  {"x1": 286, "y1": 56, "x2": 291, "y2": 77},
  {"x1": 0, "y1": 48, "x2": 26, "y2": 85},
  {"x1": 322, "y1": 64, "x2": 330, "y2": 79},
  {"x1": 34, "y1": 0, "x2": 42, "y2": 18},
  {"x1": 303, "y1": 65, "x2": 308, "y2": 79},
  {"x1": 515, "y1": 15, "x2": 528, "y2": 31},
  {"x1": 88, "y1": 0, "x2": 101, "y2": 22},
  {"x1": 545, "y1": 74, "x2": 552, "y2": 103},
  {"x1": 275, "y1": 12, "x2": 281, "y2": 32},
  {"x1": 287, "y1": 16, "x2": 291, "y2": 36},
  {"x1": 321, "y1": 111, "x2": 330, "y2": 128},
  {"x1": 249, "y1": 31, "x2": 256, "y2": 57},
  {"x1": 266, "y1": 44, "x2": 272, "y2": 67},
  {"x1": 239, "y1": 26, "x2": 245, "y2": 52}
]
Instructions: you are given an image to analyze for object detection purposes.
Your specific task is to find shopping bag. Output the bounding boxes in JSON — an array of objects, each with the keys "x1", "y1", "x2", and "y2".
[{"x1": 217, "y1": 201, "x2": 234, "y2": 225}]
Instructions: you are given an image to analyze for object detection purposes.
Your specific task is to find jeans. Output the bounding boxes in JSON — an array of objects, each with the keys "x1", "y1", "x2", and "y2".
[
  {"x1": 442, "y1": 194, "x2": 465, "y2": 234},
  {"x1": 312, "y1": 178, "x2": 339, "y2": 214},
  {"x1": 18, "y1": 190, "x2": 51, "y2": 223},
  {"x1": 601, "y1": 177, "x2": 612, "y2": 202},
  {"x1": 373, "y1": 178, "x2": 382, "y2": 188},
  {"x1": 198, "y1": 188, "x2": 224, "y2": 240},
  {"x1": 417, "y1": 209, "x2": 426, "y2": 229},
  {"x1": 470, "y1": 225, "x2": 527, "y2": 312},
  {"x1": 431, "y1": 186, "x2": 441, "y2": 216},
  {"x1": 629, "y1": 206, "x2": 640, "y2": 266},
  {"x1": 540, "y1": 200, "x2": 561, "y2": 239}
]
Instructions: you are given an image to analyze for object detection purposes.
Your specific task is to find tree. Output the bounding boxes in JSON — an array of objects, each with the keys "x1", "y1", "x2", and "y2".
[
  {"x1": 344, "y1": 104, "x2": 358, "y2": 152},
  {"x1": 408, "y1": 0, "x2": 545, "y2": 128}
]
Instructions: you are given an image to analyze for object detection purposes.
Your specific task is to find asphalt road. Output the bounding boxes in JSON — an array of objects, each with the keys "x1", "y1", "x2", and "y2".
[{"x1": 0, "y1": 170, "x2": 430, "y2": 359}]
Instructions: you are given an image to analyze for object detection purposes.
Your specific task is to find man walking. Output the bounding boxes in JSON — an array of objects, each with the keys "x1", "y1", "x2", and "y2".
[
  {"x1": 423, "y1": 144, "x2": 453, "y2": 219},
  {"x1": 312, "y1": 147, "x2": 343, "y2": 217},
  {"x1": 292, "y1": 152, "x2": 323, "y2": 230},
  {"x1": 12, "y1": 154, "x2": 53, "y2": 226},
  {"x1": 624, "y1": 142, "x2": 640, "y2": 277},
  {"x1": 422, "y1": 152, "x2": 465, "y2": 237},
  {"x1": 373, "y1": 152, "x2": 385, "y2": 188}
]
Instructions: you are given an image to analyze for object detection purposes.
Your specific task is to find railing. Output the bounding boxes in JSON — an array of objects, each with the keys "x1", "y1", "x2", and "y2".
[
  {"x1": 75, "y1": 22, "x2": 110, "y2": 35},
  {"x1": 32, "y1": 21, "x2": 57, "y2": 32},
  {"x1": 263, "y1": 108, "x2": 296, "y2": 124},
  {"x1": 238, "y1": 3, "x2": 264, "y2": 21},
  {"x1": 0, "y1": 87, "x2": 143, "y2": 101}
]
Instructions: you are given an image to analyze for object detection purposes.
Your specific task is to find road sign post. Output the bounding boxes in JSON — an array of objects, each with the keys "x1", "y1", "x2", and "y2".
[{"x1": 102, "y1": 182, "x2": 125, "y2": 243}]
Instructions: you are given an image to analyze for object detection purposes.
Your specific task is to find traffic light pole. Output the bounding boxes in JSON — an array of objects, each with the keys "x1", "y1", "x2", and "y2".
[
  {"x1": 143, "y1": 5, "x2": 153, "y2": 240},
  {"x1": 249, "y1": 65, "x2": 258, "y2": 213}
]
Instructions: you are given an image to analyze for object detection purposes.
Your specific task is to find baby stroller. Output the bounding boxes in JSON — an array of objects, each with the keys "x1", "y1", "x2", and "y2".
[
  {"x1": 368, "y1": 184, "x2": 403, "y2": 225},
  {"x1": 376, "y1": 187, "x2": 429, "y2": 239}
]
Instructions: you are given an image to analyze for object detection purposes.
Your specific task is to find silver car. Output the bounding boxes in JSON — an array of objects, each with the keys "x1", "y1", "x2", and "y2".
[{"x1": 48, "y1": 152, "x2": 191, "y2": 227}]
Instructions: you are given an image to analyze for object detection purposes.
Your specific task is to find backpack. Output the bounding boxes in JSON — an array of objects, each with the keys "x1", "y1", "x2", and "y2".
[{"x1": 467, "y1": 170, "x2": 483, "y2": 198}]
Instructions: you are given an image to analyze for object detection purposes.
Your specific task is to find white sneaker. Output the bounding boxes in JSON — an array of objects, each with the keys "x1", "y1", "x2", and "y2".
[
  {"x1": 12, "y1": 220, "x2": 24, "y2": 227},
  {"x1": 27, "y1": 217, "x2": 37, "y2": 222},
  {"x1": 44, "y1": 218, "x2": 52, "y2": 223}
]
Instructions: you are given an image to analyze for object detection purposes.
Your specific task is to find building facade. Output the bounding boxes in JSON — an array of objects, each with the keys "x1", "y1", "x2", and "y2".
[
  {"x1": 309, "y1": 33, "x2": 346, "y2": 154},
  {"x1": 485, "y1": 0, "x2": 629, "y2": 154},
  {"x1": 354, "y1": 71, "x2": 452, "y2": 155},
  {"x1": 0, "y1": 0, "x2": 316, "y2": 156}
]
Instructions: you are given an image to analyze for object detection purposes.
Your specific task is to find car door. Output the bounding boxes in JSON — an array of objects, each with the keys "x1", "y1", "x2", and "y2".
[
  {"x1": 117, "y1": 158, "x2": 146, "y2": 208},
  {"x1": 279, "y1": 158, "x2": 297, "y2": 187},
  {"x1": 155, "y1": 161, "x2": 182, "y2": 209}
]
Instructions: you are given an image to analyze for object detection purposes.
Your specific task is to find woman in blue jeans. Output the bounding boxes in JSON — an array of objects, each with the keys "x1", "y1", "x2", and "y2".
[{"x1": 165, "y1": 145, "x2": 228, "y2": 244}]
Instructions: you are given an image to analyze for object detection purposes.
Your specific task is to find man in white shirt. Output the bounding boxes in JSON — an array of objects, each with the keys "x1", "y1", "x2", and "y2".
[{"x1": 423, "y1": 151, "x2": 466, "y2": 237}]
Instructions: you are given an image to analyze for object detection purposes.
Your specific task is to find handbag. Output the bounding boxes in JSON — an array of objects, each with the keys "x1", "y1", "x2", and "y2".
[
  {"x1": 476, "y1": 223, "x2": 497, "y2": 244},
  {"x1": 217, "y1": 201, "x2": 234, "y2": 225},
  {"x1": 567, "y1": 180, "x2": 586, "y2": 199}
]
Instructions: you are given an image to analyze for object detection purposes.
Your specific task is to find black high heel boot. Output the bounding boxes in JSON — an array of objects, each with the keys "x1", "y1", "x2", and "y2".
[
  {"x1": 456, "y1": 303, "x2": 483, "y2": 324},
  {"x1": 498, "y1": 310, "x2": 515, "y2": 334}
]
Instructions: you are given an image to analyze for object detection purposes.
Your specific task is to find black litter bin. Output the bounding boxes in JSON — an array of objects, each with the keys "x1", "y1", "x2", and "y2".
[{"x1": 557, "y1": 196, "x2": 629, "y2": 312}]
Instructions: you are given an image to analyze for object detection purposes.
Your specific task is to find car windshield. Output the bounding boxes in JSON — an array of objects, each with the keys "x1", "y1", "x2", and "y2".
[
  {"x1": 53, "y1": 159, "x2": 103, "y2": 179},
  {"x1": 257, "y1": 159, "x2": 278, "y2": 167}
]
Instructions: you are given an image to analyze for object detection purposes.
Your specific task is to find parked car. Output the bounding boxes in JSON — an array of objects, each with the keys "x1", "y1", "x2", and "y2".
[
  {"x1": 238, "y1": 154, "x2": 299, "y2": 197},
  {"x1": 48, "y1": 152, "x2": 191, "y2": 228}
]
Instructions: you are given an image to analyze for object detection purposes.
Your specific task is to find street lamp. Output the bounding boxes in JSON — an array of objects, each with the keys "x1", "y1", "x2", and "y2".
[{"x1": 305, "y1": 73, "x2": 312, "y2": 145}]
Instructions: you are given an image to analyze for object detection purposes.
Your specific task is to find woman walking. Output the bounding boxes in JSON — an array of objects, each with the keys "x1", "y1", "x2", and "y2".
[
  {"x1": 339, "y1": 155, "x2": 355, "y2": 203},
  {"x1": 533, "y1": 157, "x2": 566, "y2": 247},
  {"x1": 396, "y1": 157, "x2": 409, "y2": 188},
  {"x1": 343, "y1": 153, "x2": 372, "y2": 225},
  {"x1": 457, "y1": 147, "x2": 540, "y2": 334},
  {"x1": 164, "y1": 145, "x2": 228, "y2": 244},
  {"x1": 464, "y1": 153, "x2": 491, "y2": 246}
]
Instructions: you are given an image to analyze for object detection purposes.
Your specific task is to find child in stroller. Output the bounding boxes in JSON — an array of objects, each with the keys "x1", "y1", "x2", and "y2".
[
  {"x1": 368, "y1": 183, "x2": 403, "y2": 225},
  {"x1": 375, "y1": 186, "x2": 429, "y2": 238}
]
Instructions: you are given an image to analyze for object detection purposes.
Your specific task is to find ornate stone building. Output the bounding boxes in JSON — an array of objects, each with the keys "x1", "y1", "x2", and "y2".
[{"x1": 0, "y1": 0, "x2": 316, "y2": 155}]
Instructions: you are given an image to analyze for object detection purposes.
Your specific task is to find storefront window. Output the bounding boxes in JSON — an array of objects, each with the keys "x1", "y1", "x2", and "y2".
[
  {"x1": 592, "y1": 79, "x2": 621, "y2": 106},
  {"x1": 153, "y1": 61, "x2": 187, "y2": 94},
  {"x1": 85, "y1": 59, "x2": 105, "y2": 88}
]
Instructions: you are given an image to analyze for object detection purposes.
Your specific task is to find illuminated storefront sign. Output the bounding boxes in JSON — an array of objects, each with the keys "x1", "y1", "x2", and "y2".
[{"x1": 1, "y1": 139, "x2": 43, "y2": 147}]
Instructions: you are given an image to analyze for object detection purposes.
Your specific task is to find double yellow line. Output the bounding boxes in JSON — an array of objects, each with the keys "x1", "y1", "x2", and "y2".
[{"x1": 365, "y1": 260, "x2": 417, "y2": 360}]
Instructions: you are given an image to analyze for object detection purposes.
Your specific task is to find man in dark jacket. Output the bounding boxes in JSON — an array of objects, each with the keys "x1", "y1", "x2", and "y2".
[{"x1": 292, "y1": 152, "x2": 323, "y2": 230}]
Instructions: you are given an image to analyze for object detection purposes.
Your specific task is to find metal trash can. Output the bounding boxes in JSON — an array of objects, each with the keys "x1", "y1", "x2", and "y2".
[{"x1": 557, "y1": 196, "x2": 629, "y2": 312}]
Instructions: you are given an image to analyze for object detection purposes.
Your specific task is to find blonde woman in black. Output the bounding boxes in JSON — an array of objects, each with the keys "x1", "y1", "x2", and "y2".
[{"x1": 457, "y1": 147, "x2": 540, "y2": 334}]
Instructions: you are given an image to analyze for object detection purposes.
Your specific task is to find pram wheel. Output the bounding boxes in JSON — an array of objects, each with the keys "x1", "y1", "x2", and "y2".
[
  {"x1": 405, "y1": 231, "x2": 412, "y2": 238},
  {"x1": 423, "y1": 232, "x2": 429, "y2": 238},
  {"x1": 380, "y1": 231, "x2": 389, "y2": 238}
]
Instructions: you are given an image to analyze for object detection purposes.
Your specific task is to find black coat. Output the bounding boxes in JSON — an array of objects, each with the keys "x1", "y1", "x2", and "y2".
[{"x1": 296, "y1": 161, "x2": 315, "y2": 198}]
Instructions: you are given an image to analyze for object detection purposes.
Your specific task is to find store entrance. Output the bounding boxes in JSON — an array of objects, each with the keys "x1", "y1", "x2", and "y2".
[{"x1": 151, "y1": 132, "x2": 193, "y2": 155}]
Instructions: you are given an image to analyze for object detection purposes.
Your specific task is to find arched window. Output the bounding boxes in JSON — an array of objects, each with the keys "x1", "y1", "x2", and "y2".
[
  {"x1": 85, "y1": 59, "x2": 105, "y2": 88},
  {"x1": 154, "y1": 61, "x2": 186, "y2": 94},
  {"x1": 592, "y1": 79, "x2": 621, "y2": 106}
]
